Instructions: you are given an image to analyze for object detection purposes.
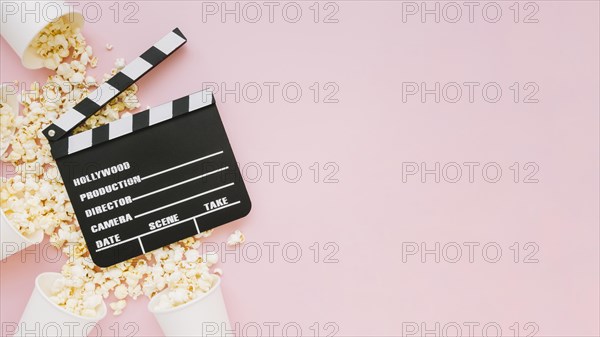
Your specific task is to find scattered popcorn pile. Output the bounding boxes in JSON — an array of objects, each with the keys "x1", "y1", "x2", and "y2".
[
  {"x1": 1, "y1": 22, "x2": 139, "y2": 237},
  {"x1": 48, "y1": 256, "x2": 104, "y2": 317},
  {"x1": 0, "y1": 24, "x2": 245, "y2": 317},
  {"x1": 150, "y1": 241, "x2": 221, "y2": 311},
  {"x1": 0, "y1": 166, "x2": 70, "y2": 237},
  {"x1": 0, "y1": 102, "x2": 16, "y2": 153},
  {"x1": 46, "y1": 231, "x2": 222, "y2": 317},
  {"x1": 1, "y1": 32, "x2": 138, "y2": 240}
]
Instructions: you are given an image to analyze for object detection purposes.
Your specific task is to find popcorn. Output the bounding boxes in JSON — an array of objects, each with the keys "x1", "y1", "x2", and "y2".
[
  {"x1": 57, "y1": 63, "x2": 74, "y2": 78},
  {"x1": 30, "y1": 16, "x2": 89, "y2": 70},
  {"x1": 114, "y1": 58, "x2": 126, "y2": 70},
  {"x1": 70, "y1": 72, "x2": 84, "y2": 84},
  {"x1": 0, "y1": 102, "x2": 16, "y2": 153},
  {"x1": 151, "y1": 269, "x2": 219, "y2": 311},
  {"x1": 141, "y1": 241, "x2": 222, "y2": 306},
  {"x1": 227, "y1": 229, "x2": 245, "y2": 246},
  {"x1": 184, "y1": 249, "x2": 200, "y2": 262},
  {"x1": 47, "y1": 261, "x2": 104, "y2": 318},
  {"x1": 2, "y1": 28, "x2": 232, "y2": 317},
  {"x1": 110, "y1": 300, "x2": 127, "y2": 316},
  {"x1": 0, "y1": 172, "x2": 70, "y2": 237},
  {"x1": 85, "y1": 76, "x2": 97, "y2": 86},
  {"x1": 202, "y1": 251, "x2": 219, "y2": 266},
  {"x1": 105, "y1": 43, "x2": 113, "y2": 51},
  {"x1": 114, "y1": 284, "x2": 128, "y2": 300}
]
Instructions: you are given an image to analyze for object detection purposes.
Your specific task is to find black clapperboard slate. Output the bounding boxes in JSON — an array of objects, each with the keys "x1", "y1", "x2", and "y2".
[{"x1": 42, "y1": 29, "x2": 251, "y2": 267}]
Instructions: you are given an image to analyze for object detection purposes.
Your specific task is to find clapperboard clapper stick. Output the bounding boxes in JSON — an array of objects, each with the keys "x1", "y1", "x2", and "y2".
[{"x1": 42, "y1": 29, "x2": 252, "y2": 267}]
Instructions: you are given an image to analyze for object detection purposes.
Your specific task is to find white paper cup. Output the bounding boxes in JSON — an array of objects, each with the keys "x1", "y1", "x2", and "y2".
[
  {"x1": 0, "y1": 1, "x2": 84, "y2": 69},
  {"x1": 0, "y1": 209, "x2": 43, "y2": 261},
  {"x1": 16, "y1": 272, "x2": 107, "y2": 337},
  {"x1": 148, "y1": 276, "x2": 232, "y2": 337},
  {"x1": 1, "y1": 83, "x2": 19, "y2": 155}
]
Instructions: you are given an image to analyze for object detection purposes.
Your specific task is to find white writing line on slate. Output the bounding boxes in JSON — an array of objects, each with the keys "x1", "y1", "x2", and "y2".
[
  {"x1": 132, "y1": 167, "x2": 229, "y2": 201},
  {"x1": 95, "y1": 201, "x2": 241, "y2": 253},
  {"x1": 193, "y1": 218, "x2": 200, "y2": 233},
  {"x1": 141, "y1": 150, "x2": 223, "y2": 181},
  {"x1": 138, "y1": 238, "x2": 146, "y2": 254},
  {"x1": 134, "y1": 182, "x2": 235, "y2": 219}
]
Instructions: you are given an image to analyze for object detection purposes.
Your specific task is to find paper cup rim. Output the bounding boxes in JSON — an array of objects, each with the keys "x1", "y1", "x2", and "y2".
[
  {"x1": 21, "y1": 12, "x2": 85, "y2": 69},
  {"x1": 35, "y1": 272, "x2": 108, "y2": 321},
  {"x1": 0, "y1": 210, "x2": 44, "y2": 244},
  {"x1": 148, "y1": 276, "x2": 223, "y2": 314}
]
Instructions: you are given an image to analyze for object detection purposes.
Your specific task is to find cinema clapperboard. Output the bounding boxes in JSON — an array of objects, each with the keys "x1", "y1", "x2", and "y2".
[{"x1": 42, "y1": 28, "x2": 251, "y2": 267}]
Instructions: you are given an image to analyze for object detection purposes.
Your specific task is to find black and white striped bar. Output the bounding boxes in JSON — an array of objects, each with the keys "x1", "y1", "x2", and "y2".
[
  {"x1": 50, "y1": 90, "x2": 213, "y2": 159},
  {"x1": 42, "y1": 28, "x2": 187, "y2": 142}
]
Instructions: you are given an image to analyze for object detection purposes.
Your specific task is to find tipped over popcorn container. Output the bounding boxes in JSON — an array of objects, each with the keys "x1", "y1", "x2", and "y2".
[
  {"x1": 1, "y1": 83, "x2": 19, "y2": 155},
  {"x1": 0, "y1": 209, "x2": 43, "y2": 261},
  {"x1": 0, "y1": 0, "x2": 84, "y2": 69},
  {"x1": 16, "y1": 272, "x2": 107, "y2": 337},
  {"x1": 149, "y1": 276, "x2": 232, "y2": 337}
]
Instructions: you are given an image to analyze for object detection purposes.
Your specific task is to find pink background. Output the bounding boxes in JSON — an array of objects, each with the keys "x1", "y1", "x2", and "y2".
[{"x1": 1, "y1": 1, "x2": 599, "y2": 336}]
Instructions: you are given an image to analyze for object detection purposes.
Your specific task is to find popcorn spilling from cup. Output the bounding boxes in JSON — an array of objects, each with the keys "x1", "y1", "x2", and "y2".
[
  {"x1": 1, "y1": 167, "x2": 70, "y2": 237},
  {"x1": 150, "y1": 248, "x2": 221, "y2": 311},
  {"x1": 1, "y1": 17, "x2": 246, "y2": 318},
  {"x1": 47, "y1": 256, "x2": 104, "y2": 318},
  {"x1": 29, "y1": 16, "x2": 94, "y2": 70},
  {"x1": 1, "y1": 19, "x2": 136, "y2": 240}
]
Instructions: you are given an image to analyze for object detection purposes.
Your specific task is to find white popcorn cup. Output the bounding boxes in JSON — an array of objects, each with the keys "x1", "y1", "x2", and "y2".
[
  {"x1": 0, "y1": 83, "x2": 19, "y2": 155},
  {"x1": 16, "y1": 272, "x2": 107, "y2": 337},
  {"x1": 0, "y1": 1, "x2": 84, "y2": 69},
  {"x1": 0, "y1": 209, "x2": 43, "y2": 261},
  {"x1": 148, "y1": 277, "x2": 232, "y2": 337}
]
